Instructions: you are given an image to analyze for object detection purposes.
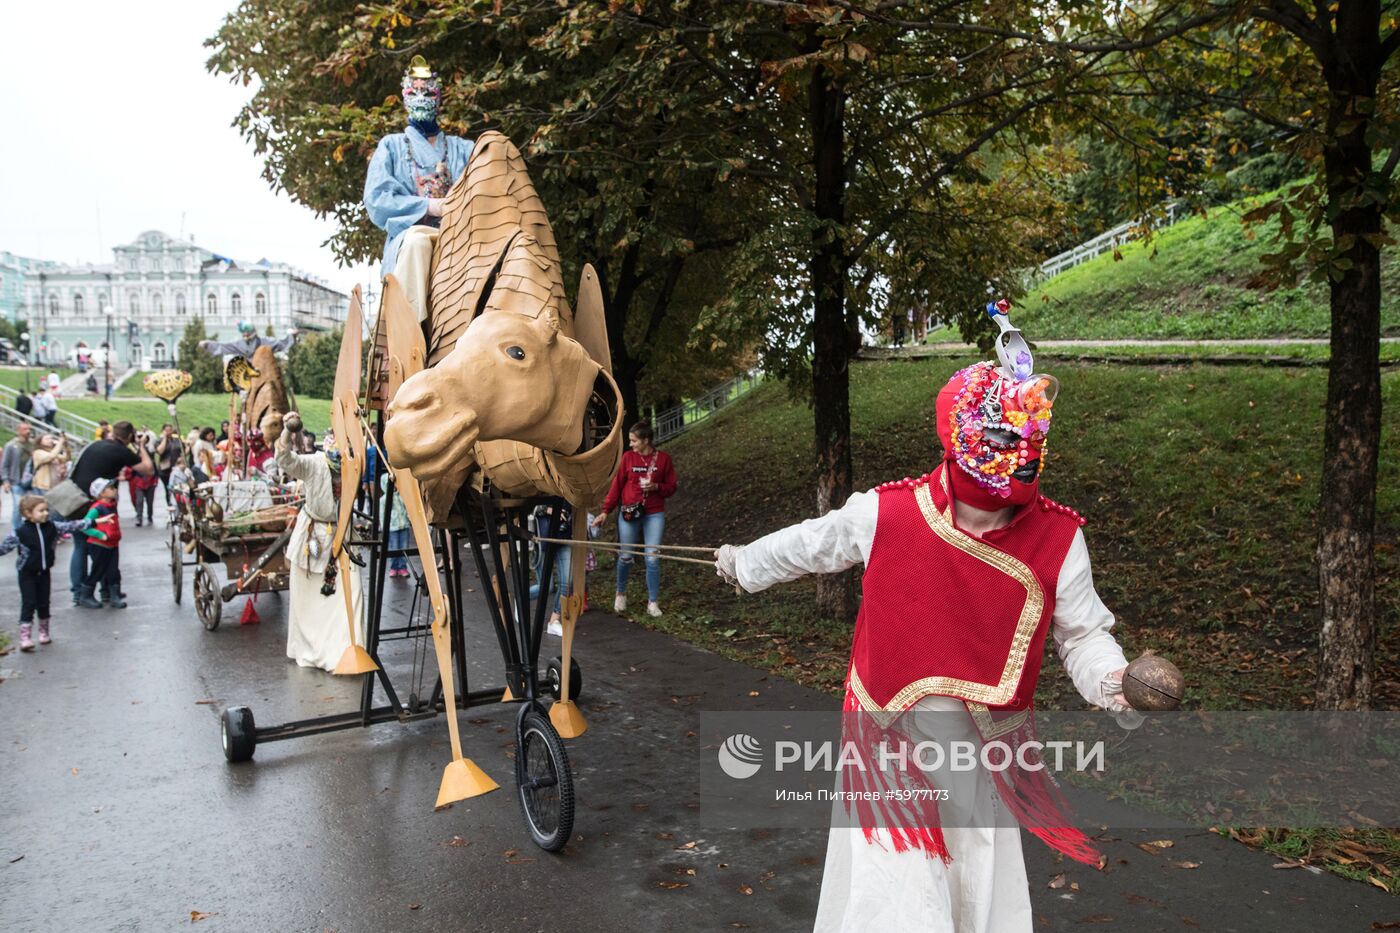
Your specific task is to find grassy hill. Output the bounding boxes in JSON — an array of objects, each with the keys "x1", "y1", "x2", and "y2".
[
  {"x1": 928, "y1": 194, "x2": 1400, "y2": 341},
  {"x1": 590, "y1": 357, "x2": 1400, "y2": 714}
]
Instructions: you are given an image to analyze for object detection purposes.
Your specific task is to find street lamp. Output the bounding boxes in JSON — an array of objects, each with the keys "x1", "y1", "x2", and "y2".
[
  {"x1": 19, "y1": 331, "x2": 31, "y2": 391},
  {"x1": 102, "y1": 303, "x2": 114, "y2": 400}
]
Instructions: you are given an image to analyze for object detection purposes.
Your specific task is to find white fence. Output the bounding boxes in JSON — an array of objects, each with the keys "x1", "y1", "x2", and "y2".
[
  {"x1": 653, "y1": 369, "x2": 764, "y2": 443},
  {"x1": 1034, "y1": 200, "x2": 1186, "y2": 282}
]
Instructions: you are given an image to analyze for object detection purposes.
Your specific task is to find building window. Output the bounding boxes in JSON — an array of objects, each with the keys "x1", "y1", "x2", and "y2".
[
  {"x1": 152, "y1": 293, "x2": 163, "y2": 315},
  {"x1": 206, "y1": 293, "x2": 217, "y2": 316},
  {"x1": 73, "y1": 292, "x2": 84, "y2": 316},
  {"x1": 153, "y1": 341, "x2": 169, "y2": 364},
  {"x1": 129, "y1": 292, "x2": 140, "y2": 316},
  {"x1": 231, "y1": 292, "x2": 242, "y2": 317},
  {"x1": 48, "y1": 294, "x2": 58, "y2": 317},
  {"x1": 255, "y1": 292, "x2": 267, "y2": 316},
  {"x1": 176, "y1": 293, "x2": 186, "y2": 315}
]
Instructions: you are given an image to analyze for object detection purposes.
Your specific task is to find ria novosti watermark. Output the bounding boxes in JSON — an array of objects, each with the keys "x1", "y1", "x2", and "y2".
[
  {"x1": 719, "y1": 733, "x2": 1106, "y2": 779},
  {"x1": 691, "y1": 711, "x2": 1400, "y2": 832}
]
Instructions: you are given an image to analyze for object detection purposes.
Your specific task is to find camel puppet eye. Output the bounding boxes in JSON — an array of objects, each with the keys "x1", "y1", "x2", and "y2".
[{"x1": 506, "y1": 346, "x2": 526, "y2": 361}]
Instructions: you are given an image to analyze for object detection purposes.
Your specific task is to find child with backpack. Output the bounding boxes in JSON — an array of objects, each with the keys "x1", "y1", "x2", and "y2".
[
  {"x1": 0, "y1": 495, "x2": 93, "y2": 650},
  {"x1": 76, "y1": 478, "x2": 123, "y2": 609}
]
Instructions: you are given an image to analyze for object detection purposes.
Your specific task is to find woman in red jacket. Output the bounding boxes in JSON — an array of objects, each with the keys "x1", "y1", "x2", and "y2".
[{"x1": 592, "y1": 421, "x2": 677, "y2": 617}]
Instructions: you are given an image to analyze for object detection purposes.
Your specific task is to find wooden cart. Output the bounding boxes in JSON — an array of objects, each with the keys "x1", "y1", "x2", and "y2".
[{"x1": 170, "y1": 483, "x2": 297, "y2": 631}]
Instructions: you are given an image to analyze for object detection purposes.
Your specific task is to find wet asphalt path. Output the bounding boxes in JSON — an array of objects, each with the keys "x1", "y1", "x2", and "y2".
[{"x1": 1, "y1": 499, "x2": 1394, "y2": 932}]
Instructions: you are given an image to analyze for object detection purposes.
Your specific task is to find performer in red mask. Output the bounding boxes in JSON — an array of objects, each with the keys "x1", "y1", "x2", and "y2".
[{"x1": 715, "y1": 302, "x2": 1136, "y2": 932}]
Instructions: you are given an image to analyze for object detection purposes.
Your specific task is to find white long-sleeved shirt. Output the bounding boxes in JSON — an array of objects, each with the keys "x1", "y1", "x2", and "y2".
[{"x1": 733, "y1": 489, "x2": 1128, "y2": 709}]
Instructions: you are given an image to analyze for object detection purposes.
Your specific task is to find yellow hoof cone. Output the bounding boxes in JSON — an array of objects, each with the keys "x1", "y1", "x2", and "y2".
[
  {"x1": 549, "y1": 700, "x2": 588, "y2": 738},
  {"x1": 437, "y1": 758, "x2": 498, "y2": 806},
  {"x1": 333, "y1": 644, "x2": 380, "y2": 675}
]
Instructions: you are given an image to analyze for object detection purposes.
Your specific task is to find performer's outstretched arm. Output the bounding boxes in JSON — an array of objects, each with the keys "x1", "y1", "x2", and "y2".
[
  {"x1": 1051, "y1": 529, "x2": 1130, "y2": 709},
  {"x1": 724, "y1": 490, "x2": 878, "y2": 594}
]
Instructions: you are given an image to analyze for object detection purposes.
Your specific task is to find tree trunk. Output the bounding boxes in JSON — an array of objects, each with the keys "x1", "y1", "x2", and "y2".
[
  {"x1": 808, "y1": 60, "x2": 857, "y2": 623},
  {"x1": 1315, "y1": 13, "x2": 1382, "y2": 709},
  {"x1": 596, "y1": 250, "x2": 644, "y2": 427}
]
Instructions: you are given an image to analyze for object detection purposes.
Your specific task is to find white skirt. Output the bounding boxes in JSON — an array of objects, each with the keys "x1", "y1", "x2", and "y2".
[
  {"x1": 285, "y1": 553, "x2": 364, "y2": 672},
  {"x1": 813, "y1": 697, "x2": 1033, "y2": 933}
]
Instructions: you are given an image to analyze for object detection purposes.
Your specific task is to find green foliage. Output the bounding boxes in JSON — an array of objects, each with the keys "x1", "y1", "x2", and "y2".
[
  {"x1": 175, "y1": 319, "x2": 225, "y2": 393},
  {"x1": 285, "y1": 328, "x2": 342, "y2": 399},
  {"x1": 1017, "y1": 192, "x2": 1400, "y2": 340}
]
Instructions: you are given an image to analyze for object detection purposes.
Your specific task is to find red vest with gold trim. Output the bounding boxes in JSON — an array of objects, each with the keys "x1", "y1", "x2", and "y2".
[{"x1": 848, "y1": 463, "x2": 1084, "y2": 717}]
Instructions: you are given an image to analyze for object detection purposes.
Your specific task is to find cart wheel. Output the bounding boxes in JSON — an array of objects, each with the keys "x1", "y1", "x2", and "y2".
[
  {"x1": 545, "y1": 656, "x2": 583, "y2": 702},
  {"x1": 170, "y1": 526, "x2": 183, "y2": 605},
  {"x1": 194, "y1": 565, "x2": 221, "y2": 631},
  {"x1": 221, "y1": 706, "x2": 256, "y2": 762},
  {"x1": 516, "y1": 709, "x2": 575, "y2": 852}
]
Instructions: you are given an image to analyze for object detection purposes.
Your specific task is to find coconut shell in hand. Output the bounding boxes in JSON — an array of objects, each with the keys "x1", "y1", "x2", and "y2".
[{"x1": 1123, "y1": 655, "x2": 1185, "y2": 711}]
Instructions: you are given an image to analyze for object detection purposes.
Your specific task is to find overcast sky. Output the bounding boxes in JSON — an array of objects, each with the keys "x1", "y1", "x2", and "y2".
[{"x1": 0, "y1": 0, "x2": 372, "y2": 296}]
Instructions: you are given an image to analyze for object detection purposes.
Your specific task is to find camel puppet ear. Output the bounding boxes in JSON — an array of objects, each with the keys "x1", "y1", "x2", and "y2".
[{"x1": 572, "y1": 264, "x2": 612, "y2": 373}]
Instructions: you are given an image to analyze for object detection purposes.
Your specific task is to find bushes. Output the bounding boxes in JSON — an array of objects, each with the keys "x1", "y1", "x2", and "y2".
[{"x1": 285, "y1": 328, "x2": 343, "y2": 399}]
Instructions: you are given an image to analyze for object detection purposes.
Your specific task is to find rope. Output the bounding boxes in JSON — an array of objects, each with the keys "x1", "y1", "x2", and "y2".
[
  {"x1": 533, "y1": 535, "x2": 716, "y2": 567},
  {"x1": 533, "y1": 535, "x2": 718, "y2": 555}
]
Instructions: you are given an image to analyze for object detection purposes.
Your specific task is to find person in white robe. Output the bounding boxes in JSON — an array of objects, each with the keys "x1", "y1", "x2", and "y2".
[{"x1": 267, "y1": 413, "x2": 364, "y2": 672}]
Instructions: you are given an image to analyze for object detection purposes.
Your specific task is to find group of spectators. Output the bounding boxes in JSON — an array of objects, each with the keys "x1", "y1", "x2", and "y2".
[
  {"x1": 3, "y1": 423, "x2": 73, "y2": 520},
  {"x1": 12, "y1": 384, "x2": 60, "y2": 426}
]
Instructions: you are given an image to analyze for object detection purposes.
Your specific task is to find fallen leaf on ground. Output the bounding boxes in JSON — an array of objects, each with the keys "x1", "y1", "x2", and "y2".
[
  {"x1": 1048, "y1": 873, "x2": 1067, "y2": 889},
  {"x1": 1076, "y1": 915, "x2": 1114, "y2": 924},
  {"x1": 194, "y1": 699, "x2": 215, "y2": 705},
  {"x1": 442, "y1": 836, "x2": 468, "y2": 847},
  {"x1": 748, "y1": 691, "x2": 760, "y2": 697},
  {"x1": 656, "y1": 881, "x2": 689, "y2": 890},
  {"x1": 675, "y1": 841, "x2": 697, "y2": 850},
  {"x1": 1370, "y1": 922, "x2": 1400, "y2": 930},
  {"x1": 1273, "y1": 860, "x2": 1305, "y2": 870},
  {"x1": 739, "y1": 884, "x2": 753, "y2": 895},
  {"x1": 190, "y1": 911, "x2": 215, "y2": 922},
  {"x1": 1143, "y1": 839, "x2": 1174, "y2": 849},
  {"x1": 8, "y1": 855, "x2": 23, "y2": 863},
  {"x1": 503, "y1": 849, "x2": 518, "y2": 858},
  {"x1": 1172, "y1": 861, "x2": 1201, "y2": 869},
  {"x1": 408, "y1": 903, "x2": 421, "y2": 910},
  {"x1": 70, "y1": 768, "x2": 78, "y2": 776}
]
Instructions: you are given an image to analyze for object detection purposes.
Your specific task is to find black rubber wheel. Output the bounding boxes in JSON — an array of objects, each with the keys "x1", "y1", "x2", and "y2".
[
  {"x1": 516, "y1": 709, "x2": 575, "y2": 852},
  {"x1": 545, "y1": 656, "x2": 583, "y2": 702},
  {"x1": 170, "y1": 526, "x2": 183, "y2": 605},
  {"x1": 221, "y1": 706, "x2": 256, "y2": 762},
  {"x1": 194, "y1": 564, "x2": 221, "y2": 631}
]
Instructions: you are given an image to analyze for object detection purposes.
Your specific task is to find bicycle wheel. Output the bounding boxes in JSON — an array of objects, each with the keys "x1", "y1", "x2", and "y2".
[{"x1": 515, "y1": 708, "x2": 575, "y2": 851}]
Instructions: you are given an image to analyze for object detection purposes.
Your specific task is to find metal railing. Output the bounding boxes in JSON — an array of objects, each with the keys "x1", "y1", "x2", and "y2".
[
  {"x1": 1034, "y1": 200, "x2": 1186, "y2": 282},
  {"x1": 654, "y1": 369, "x2": 764, "y2": 443},
  {"x1": 0, "y1": 384, "x2": 104, "y2": 441},
  {"x1": 0, "y1": 404, "x2": 92, "y2": 457}
]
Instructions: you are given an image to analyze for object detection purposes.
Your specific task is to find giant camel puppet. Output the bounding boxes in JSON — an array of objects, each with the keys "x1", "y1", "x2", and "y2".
[{"x1": 322, "y1": 131, "x2": 624, "y2": 812}]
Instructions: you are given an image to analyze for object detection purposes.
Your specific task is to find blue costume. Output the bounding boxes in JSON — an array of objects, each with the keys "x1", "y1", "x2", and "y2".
[{"x1": 364, "y1": 127, "x2": 473, "y2": 275}]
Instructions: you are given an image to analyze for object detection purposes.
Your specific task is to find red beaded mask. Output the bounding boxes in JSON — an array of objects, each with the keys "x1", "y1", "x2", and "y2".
[{"x1": 936, "y1": 362, "x2": 1058, "y2": 509}]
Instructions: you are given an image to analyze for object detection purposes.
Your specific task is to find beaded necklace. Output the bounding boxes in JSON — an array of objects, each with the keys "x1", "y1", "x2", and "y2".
[{"x1": 403, "y1": 128, "x2": 446, "y2": 174}]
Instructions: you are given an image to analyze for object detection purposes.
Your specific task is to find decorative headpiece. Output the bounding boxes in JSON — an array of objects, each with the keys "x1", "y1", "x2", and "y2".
[
  {"x1": 936, "y1": 300, "x2": 1058, "y2": 509},
  {"x1": 401, "y1": 55, "x2": 442, "y2": 133}
]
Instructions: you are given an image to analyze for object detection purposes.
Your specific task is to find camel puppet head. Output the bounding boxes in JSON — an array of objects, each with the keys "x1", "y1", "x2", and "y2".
[{"x1": 384, "y1": 231, "x2": 602, "y2": 482}]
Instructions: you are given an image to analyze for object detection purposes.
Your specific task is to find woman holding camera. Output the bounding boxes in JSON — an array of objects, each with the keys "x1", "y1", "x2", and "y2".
[{"x1": 593, "y1": 422, "x2": 677, "y2": 617}]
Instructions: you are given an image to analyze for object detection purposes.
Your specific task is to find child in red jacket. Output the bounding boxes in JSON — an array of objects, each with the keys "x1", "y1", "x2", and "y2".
[{"x1": 76, "y1": 478, "x2": 124, "y2": 609}]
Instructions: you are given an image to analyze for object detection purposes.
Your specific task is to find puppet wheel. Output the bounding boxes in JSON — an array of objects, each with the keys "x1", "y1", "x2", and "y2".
[
  {"x1": 221, "y1": 706, "x2": 256, "y2": 762},
  {"x1": 170, "y1": 526, "x2": 183, "y2": 605},
  {"x1": 516, "y1": 709, "x2": 575, "y2": 852},
  {"x1": 545, "y1": 657, "x2": 583, "y2": 702},
  {"x1": 195, "y1": 565, "x2": 221, "y2": 631}
]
